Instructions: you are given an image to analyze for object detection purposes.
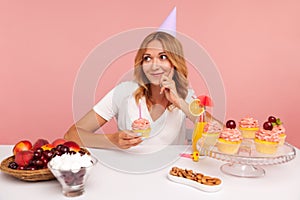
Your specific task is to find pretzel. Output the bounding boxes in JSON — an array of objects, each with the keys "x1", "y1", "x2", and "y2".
[{"x1": 169, "y1": 167, "x2": 222, "y2": 186}]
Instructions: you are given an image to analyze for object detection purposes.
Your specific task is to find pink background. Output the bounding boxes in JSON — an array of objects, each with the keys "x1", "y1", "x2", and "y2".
[{"x1": 1, "y1": 1, "x2": 299, "y2": 148}]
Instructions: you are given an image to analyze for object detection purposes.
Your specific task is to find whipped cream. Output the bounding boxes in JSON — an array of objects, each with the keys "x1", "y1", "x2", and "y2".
[
  {"x1": 255, "y1": 129, "x2": 280, "y2": 142},
  {"x1": 132, "y1": 118, "x2": 150, "y2": 130},
  {"x1": 49, "y1": 153, "x2": 94, "y2": 173},
  {"x1": 219, "y1": 128, "x2": 242, "y2": 142},
  {"x1": 239, "y1": 117, "x2": 259, "y2": 128}
]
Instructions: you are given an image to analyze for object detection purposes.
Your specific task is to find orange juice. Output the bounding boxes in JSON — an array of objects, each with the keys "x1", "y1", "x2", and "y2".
[{"x1": 192, "y1": 122, "x2": 207, "y2": 152}]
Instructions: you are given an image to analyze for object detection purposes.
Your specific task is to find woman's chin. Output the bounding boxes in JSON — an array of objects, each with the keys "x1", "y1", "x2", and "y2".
[{"x1": 147, "y1": 80, "x2": 160, "y2": 86}]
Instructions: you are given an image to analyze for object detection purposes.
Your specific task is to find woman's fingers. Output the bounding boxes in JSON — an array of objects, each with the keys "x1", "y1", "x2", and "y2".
[
  {"x1": 160, "y1": 73, "x2": 179, "y2": 105},
  {"x1": 119, "y1": 138, "x2": 143, "y2": 149},
  {"x1": 117, "y1": 131, "x2": 143, "y2": 149},
  {"x1": 119, "y1": 130, "x2": 140, "y2": 139},
  {"x1": 121, "y1": 137, "x2": 143, "y2": 147},
  {"x1": 160, "y1": 75, "x2": 173, "y2": 94}
]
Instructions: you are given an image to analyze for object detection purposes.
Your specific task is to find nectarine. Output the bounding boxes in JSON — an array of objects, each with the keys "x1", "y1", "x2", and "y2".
[
  {"x1": 13, "y1": 140, "x2": 32, "y2": 155},
  {"x1": 64, "y1": 141, "x2": 80, "y2": 152},
  {"x1": 15, "y1": 150, "x2": 34, "y2": 167},
  {"x1": 32, "y1": 139, "x2": 49, "y2": 150},
  {"x1": 52, "y1": 138, "x2": 66, "y2": 147}
]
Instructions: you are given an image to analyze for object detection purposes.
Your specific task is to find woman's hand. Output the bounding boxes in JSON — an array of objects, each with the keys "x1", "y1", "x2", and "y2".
[
  {"x1": 109, "y1": 130, "x2": 143, "y2": 149},
  {"x1": 160, "y1": 68, "x2": 181, "y2": 108}
]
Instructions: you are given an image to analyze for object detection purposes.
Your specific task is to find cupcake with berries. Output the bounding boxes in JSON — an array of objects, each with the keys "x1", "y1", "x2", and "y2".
[
  {"x1": 202, "y1": 121, "x2": 222, "y2": 148},
  {"x1": 254, "y1": 121, "x2": 280, "y2": 154},
  {"x1": 217, "y1": 120, "x2": 243, "y2": 154},
  {"x1": 238, "y1": 117, "x2": 259, "y2": 139},
  {"x1": 268, "y1": 116, "x2": 286, "y2": 146},
  {"x1": 198, "y1": 121, "x2": 222, "y2": 154}
]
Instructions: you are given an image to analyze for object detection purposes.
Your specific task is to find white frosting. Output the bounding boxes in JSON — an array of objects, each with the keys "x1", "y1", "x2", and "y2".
[{"x1": 49, "y1": 153, "x2": 93, "y2": 173}]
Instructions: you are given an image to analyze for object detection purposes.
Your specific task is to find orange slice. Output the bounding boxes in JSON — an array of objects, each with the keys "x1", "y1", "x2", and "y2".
[{"x1": 189, "y1": 99, "x2": 205, "y2": 116}]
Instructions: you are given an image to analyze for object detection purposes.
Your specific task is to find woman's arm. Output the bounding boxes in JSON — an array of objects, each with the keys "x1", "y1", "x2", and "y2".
[
  {"x1": 64, "y1": 110, "x2": 143, "y2": 149},
  {"x1": 176, "y1": 98, "x2": 197, "y2": 122}
]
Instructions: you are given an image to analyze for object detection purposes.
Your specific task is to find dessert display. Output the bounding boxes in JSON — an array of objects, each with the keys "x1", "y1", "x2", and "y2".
[
  {"x1": 0, "y1": 138, "x2": 85, "y2": 181},
  {"x1": 238, "y1": 117, "x2": 259, "y2": 139},
  {"x1": 131, "y1": 118, "x2": 151, "y2": 138},
  {"x1": 205, "y1": 115, "x2": 295, "y2": 178},
  {"x1": 47, "y1": 151, "x2": 97, "y2": 197},
  {"x1": 254, "y1": 121, "x2": 280, "y2": 154},
  {"x1": 217, "y1": 120, "x2": 243, "y2": 154},
  {"x1": 268, "y1": 116, "x2": 286, "y2": 145},
  {"x1": 168, "y1": 166, "x2": 222, "y2": 192}
]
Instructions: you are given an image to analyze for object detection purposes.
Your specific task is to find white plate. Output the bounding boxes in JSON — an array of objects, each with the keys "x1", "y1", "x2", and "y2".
[{"x1": 167, "y1": 173, "x2": 223, "y2": 192}]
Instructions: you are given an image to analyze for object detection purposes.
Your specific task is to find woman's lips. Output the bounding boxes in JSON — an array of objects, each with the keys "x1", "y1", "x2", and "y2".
[{"x1": 151, "y1": 72, "x2": 164, "y2": 77}]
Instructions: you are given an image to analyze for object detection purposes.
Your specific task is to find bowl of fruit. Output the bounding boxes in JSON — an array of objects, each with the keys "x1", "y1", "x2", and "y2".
[{"x1": 0, "y1": 138, "x2": 86, "y2": 182}]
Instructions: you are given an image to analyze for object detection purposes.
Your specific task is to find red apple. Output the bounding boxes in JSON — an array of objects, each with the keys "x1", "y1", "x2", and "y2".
[
  {"x1": 15, "y1": 150, "x2": 34, "y2": 167},
  {"x1": 52, "y1": 138, "x2": 66, "y2": 147},
  {"x1": 32, "y1": 139, "x2": 49, "y2": 150},
  {"x1": 64, "y1": 141, "x2": 80, "y2": 152},
  {"x1": 13, "y1": 140, "x2": 32, "y2": 156}
]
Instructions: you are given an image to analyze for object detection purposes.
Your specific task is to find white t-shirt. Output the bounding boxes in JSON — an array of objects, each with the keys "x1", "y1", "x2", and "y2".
[{"x1": 93, "y1": 81, "x2": 194, "y2": 146}]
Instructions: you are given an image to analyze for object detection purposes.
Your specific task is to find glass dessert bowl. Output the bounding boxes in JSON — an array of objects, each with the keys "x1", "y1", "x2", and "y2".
[{"x1": 47, "y1": 153, "x2": 98, "y2": 197}]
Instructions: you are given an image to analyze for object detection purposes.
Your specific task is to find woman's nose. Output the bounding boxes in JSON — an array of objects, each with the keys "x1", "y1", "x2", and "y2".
[{"x1": 151, "y1": 58, "x2": 160, "y2": 70}]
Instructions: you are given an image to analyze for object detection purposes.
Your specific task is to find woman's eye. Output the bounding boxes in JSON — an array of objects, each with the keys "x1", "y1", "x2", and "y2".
[
  {"x1": 143, "y1": 56, "x2": 151, "y2": 62},
  {"x1": 160, "y1": 54, "x2": 168, "y2": 60}
]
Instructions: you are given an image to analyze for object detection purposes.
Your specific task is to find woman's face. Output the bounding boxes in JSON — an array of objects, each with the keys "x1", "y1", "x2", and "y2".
[{"x1": 142, "y1": 40, "x2": 173, "y2": 85}]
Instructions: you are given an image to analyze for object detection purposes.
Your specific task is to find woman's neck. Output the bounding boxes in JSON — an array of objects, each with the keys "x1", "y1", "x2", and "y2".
[
  {"x1": 150, "y1": 85, "x2": 166, "y2": 102},
  {"x1": 149, "y1": 84, "x2": 169, "y2": 121}
]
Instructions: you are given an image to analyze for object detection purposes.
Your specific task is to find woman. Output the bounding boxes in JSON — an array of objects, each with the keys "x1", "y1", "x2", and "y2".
[{"x1": 64, "y1": 31, "x2": 200, "y2": 149}]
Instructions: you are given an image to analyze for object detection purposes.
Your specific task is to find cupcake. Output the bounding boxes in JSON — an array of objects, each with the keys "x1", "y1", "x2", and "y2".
[
  {"x1": 268, "y1": 116, "x2": 286, "y2": 146},
  {"x1": 131, "y1": 118, "x2": 151, "y2": 138},
  {"x1": 273, "y1": 125, "x2": 286, "y2": 145},
  {"x1": 238, "y1": 117, "x2": 259, "y2": 139},
  {"x1": 217, "y1": 120, "x2": 243, "y2": 154},
  {"x1": 254, "y1": 121, "x2": 280, "y2": 154},
  {"x1": 202, "y1": 121, "x2": 222, "y2": 147}
]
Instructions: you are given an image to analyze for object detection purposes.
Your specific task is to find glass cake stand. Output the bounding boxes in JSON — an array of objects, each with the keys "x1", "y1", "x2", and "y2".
[{"x1": 201, "y1": 140, "x2": 297, "y2": 178}]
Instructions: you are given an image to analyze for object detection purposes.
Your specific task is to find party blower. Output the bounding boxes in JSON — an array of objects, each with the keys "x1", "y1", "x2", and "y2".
[{"x1": 189, "y1": 95, "x2": 213, "y2": 162}]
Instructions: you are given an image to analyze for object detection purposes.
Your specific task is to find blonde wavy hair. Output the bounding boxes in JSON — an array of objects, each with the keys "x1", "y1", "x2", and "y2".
[{"x1": 133, "y1": 31, "x2": 189, "y2": 110}]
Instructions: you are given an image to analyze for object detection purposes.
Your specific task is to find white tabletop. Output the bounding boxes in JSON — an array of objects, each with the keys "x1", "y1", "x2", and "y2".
[{"x1": 0, "y1": 144, "x2": 299, "y2": 200}]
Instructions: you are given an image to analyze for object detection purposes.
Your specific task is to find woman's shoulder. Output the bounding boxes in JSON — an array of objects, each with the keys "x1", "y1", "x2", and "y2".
[
  {"x1": 108, "y1": 81, "x2": 139, "y2": 99},
  {"x1": 113, "y1": 81, "x2": 139, "y2": 91},
  {"x1": 117, "y1": 81, "x2": 138, "y2": 88}
]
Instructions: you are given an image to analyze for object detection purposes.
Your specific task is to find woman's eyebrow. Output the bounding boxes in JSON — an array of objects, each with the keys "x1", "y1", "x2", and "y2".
[
  {"x1": 143, "y1": 51, "x2": 166, "y2": 56},
  {"x1": 158, "y1": 52, "x2": 166, "y2": 55}
]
